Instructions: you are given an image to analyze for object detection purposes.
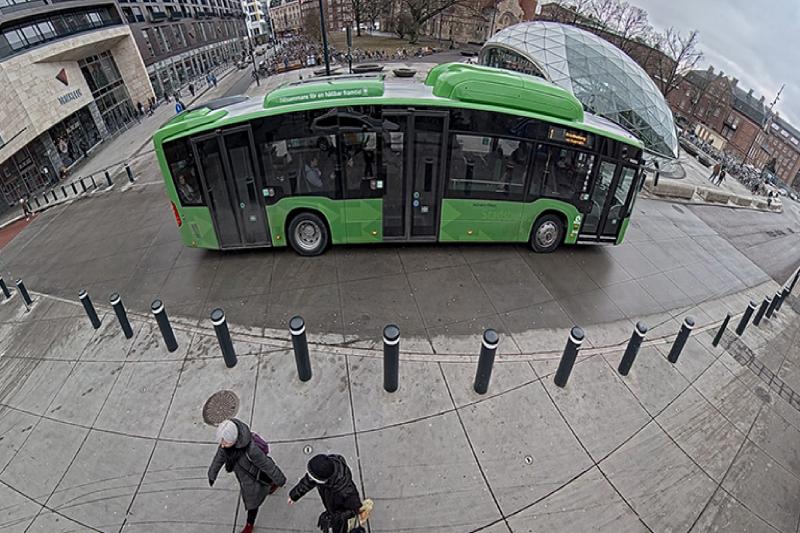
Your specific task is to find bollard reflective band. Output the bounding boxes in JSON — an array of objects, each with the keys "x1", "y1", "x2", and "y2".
[
  {"x1": 482, "y1": 337, "x2": 499, "y2": 349},
  {"x1": 383, "y1": 335, "x2": 400, "y2": 346},
  {"x1": 569, "y1": 332, "x2": 584, "y2": 345},
  {"x1": 79, "y1": 290, "x2": 88, "y2": 299},
  {"x1": 749, "y1": 302, "x2": 758, "y2": 308},
  {"x1": 151, "y1": 301, "x2": 165, "y2": 314},
  {"x1": 634, "y1": 322, "x2": 648, "y2": 336},
  {"x1": 683, "y1": 320, "x2": 695, "y2": 330},
  {"x1": 290, "y1": 325, "x2": 306, "y2": 335},
  {"x1": 211, "y1": 314, "x2": 226, "y2": 326},
  {"x1": 109, "y1": 294, "x2": 121, "y2": 305}
]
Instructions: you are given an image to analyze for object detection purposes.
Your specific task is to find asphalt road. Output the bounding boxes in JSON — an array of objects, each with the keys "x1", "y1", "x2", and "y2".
[{"x1": 223, "y1": 68, "x2": 256, "y2": 98}]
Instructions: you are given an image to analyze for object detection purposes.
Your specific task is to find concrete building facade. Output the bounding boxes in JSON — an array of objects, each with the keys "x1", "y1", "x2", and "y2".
[
  {"x1": 0, "y1": 0, "x2": 153, "y2": 206},
  {"x1": 269, "y1": 0, "x2": 301, "y2": 36},
  {"x1": 750, "y1": 116, "x2": 800, "y2": 187},
  {"x1": 242, "y1": 0, "x2": 271, "y2": 40}
]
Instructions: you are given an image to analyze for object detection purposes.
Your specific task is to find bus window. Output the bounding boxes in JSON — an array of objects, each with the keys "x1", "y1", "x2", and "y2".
[
  {"x1": 541, "y1": 146, "x2": 595, "y2": 201},
  {"x1": 341, "y1": 131, "x2": 380, "y2": 198},
  {"x1": 164, "y1": 139, "x2": 204, "y2": 206},
  {"x1": 263, "y1": 135, "x2": 340, "y2": 198},
  {"x1": 447, "y1": 134, "x2": 528, "y2": 201}
]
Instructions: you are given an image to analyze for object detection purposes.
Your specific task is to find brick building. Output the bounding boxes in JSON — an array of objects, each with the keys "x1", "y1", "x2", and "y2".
[
  {"x1": 269, "y1": 0, "x2": 302, "y2": 36},
  {"x1": 750, "y1": 116, "x2": 800, "y2": 187}
]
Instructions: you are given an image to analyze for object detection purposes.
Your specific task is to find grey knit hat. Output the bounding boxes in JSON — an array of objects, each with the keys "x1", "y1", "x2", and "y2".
[{"x1": 216, "y1": 419, "x2": 238, "y2": 444}]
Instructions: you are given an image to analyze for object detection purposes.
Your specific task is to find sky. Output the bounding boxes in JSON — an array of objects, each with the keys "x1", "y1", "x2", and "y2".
[{"x1": 625, "y1": 0, "x2": 799, "y2": 127}]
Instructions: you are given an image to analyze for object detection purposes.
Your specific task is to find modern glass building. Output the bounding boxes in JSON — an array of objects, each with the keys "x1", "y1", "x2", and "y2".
[{"x1": 480, "y1": 21, "x2": 679, "y2": 159}]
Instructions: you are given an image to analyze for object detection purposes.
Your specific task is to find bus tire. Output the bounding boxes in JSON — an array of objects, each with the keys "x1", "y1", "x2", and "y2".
[
  {"x1": 529, "y1": 214, "x2": 564, "y2": 253},
  {"x1": 288, "y1": 212, "x2": 329, "y2": 256}
]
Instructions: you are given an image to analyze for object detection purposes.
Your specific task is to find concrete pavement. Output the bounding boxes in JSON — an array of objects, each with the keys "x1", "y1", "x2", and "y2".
[{"x1": 0, "y1": 266, "x2": 798, "y2": 531}]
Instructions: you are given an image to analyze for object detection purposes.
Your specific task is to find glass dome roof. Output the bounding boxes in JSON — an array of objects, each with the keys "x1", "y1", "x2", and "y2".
[{"x1": 481, "y1": 22, "x2": 679, "y2": 159}]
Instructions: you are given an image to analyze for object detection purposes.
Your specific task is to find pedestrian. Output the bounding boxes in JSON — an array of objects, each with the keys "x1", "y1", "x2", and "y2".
[
  {"x1": 208, "y1": 419, "x2": 286, "y2": 533},
  {"x1": 20, "y1": 197, "x2": 31, "y2": 220},
  {"x1": 137, "y1": 101, "x2": 144, "y2": 116},
  {"x1": 211, "y1": 74, "x2": 218, "y2": 87},
  {"x1": 189, "y1": 83, "x2": 195, "y2": 97},
  {"x1": 709, "y1": 162, "x2": 720, "y2": 182},
  {"x1": 288, "y1": 454, "x2": 372, "y2": 533},
  {"x1": 717, "y1": 167, "x2": 726, "y2": 186}
]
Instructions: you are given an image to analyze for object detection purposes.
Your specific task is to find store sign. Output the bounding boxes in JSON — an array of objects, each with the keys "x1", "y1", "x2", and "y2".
[{"x1": 58, "y1": 89, "x2": 83, "y2": 105}]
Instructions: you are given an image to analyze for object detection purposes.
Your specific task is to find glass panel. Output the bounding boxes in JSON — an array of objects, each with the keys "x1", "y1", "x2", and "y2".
[
  {"x1": 411, "y1": 115, "x2": 442, "y2": 237},
  {"x1": 342, "y1": 132, "x2": 378, "y2": 199},
  {"x1": 224, "y1": 131, "x2": 268, "y2": 244},
  {"x1": 581, "y1": 161, "x2": 615, "y2": 234},
  {"x1": 165, "y1": 139, "x2": 204, "y2": 205},
  {"x1": 381, "y1": 118, "x2": 405, "y2": 237},
  {"x1": 448, "y1": 134, "x2": 527, "y2": 201},
  {"x1": 602, "y1": 166, "x2": 636, "y2": 236},
  {"x1": 196, "y1": 138, "x2": 241, "y2": 246},
  {"x1": 542, "y1": 146, "x2": 594, "y2": 201}
]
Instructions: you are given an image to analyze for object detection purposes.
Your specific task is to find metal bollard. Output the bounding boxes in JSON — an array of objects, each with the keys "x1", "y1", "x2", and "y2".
[
  {"x1": 71, "y1": 182, "x2": 78, "y2": 195},
  {"x1": 151, "y1": 299, "x2": 178, "y2": 352},
  {"x1": 80, "y1": 179, "x2": 87, "y2": 193},
  {"x1": 15, "y1": 279, "x2": 32, "y2": 308},
  {"x1": 91, "y1": 175, "x2": 97, "y2": 188},
  {"x1": 34, "y1": 197, "x2": 40, "y2": 208},
  {"x1": 554, "y1": 326, "x2": 585, "y2": 388},
  {"x1": 211, "y1": 308, "x2": 237, "y2": 367},
  {"x1": 61, "y1": 185, "x2": 67, "y2": 198},
  {"x1": 108, "y1": 293, "x2": 133, "y2": 338},
  {"x1": 753, "y1": 297, "x2": 770, "y2": 327},
  {"x1": 290, "y1": 316, "x2": 312, "y2": 381},
  {"x1": 0, "y1": 277, "x2": 11, "y2": 299},
  {"x1": 712, "y1": 313, "x2": 731, "y2": 347},
  {"x1": 765, "y1": 292, "x2": 780, "y2": 319},
  {"x1": 79, "y1": 290, "x2": 101, "y2": 329},
  {"x1": 775, "y1": 287, "x2": 790, "y2": 313},
  {"x1": 52, "y1": 190, "x2": 58, "y2": 202},
  {"x1": 618, "y1": 321, "x2": 647, "y2": 376},
  {"x1": 790, "y1": 271, "x2": 799, "y2": 293},
  {"x1": 125, "y1": 164, "x2": 135, "y2": 183},
  {"x1": 736, "y1": 301, "x2": 757, "y2": 335},
  {"x1": 44, "y1": 194, "x2": 50, "y2": 204},
  {"x1": 105, "y1": 170, "x2": 113, "y2": 187},
  {"x1": 383, "y1": 324, "x2": 400, "y2": 393},
  {"x1": 473, "y1": 329, "x2": 499, "y2": 394},
  {"x1": 668, "y1": 317, "x2": 695, "y2": 363}
]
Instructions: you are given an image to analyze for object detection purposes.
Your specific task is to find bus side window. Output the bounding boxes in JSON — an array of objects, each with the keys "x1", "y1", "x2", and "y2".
[
  {"x1": 261, "y1": 140, "x2": 294, "y2": 199},
  {"x1": 542, "y1": 147, "x2": 594, "y2": 201},
  {"x1": 526, "y1": 144, "x2": 550, "y2": 200},
  {"x1": 342, "y1": 131, "x2": 381, "y2": 199},
  {"x1": 164, "y1": 139, "x2": 204, "y2": 206},
  {"x1": 447, "y1": 133, "x2": 528, "y2": 201}
]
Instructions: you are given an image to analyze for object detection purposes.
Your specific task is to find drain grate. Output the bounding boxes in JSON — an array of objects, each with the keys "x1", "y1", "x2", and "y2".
[{"x1": 202, "y1": 390, "x2": 240, "y2": 425}]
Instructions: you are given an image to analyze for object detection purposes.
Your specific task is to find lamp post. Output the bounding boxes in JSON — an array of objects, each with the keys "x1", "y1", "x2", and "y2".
[
  {"x1": 317, "y1": 0, "x2": 330, "y2": 76},
  {"x1": 245, "y1": 20, "x2": 260, "y2": 86}
]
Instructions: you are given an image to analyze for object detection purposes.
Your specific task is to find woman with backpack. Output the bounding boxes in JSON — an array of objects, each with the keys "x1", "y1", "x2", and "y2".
[{"x1": 208, "y1": 418, "x2": 286, "y2": 533}]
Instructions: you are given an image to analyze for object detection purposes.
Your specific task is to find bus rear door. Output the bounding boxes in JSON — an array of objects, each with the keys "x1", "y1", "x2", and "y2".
[{"x1": 192, "y1": 126, "x2": 272, "y2": 248}]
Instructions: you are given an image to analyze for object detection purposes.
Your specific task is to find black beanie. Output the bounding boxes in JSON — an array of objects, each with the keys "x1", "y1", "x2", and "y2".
[{"x1": 308, "y1": 454, "x2": 334, "y2": 481}]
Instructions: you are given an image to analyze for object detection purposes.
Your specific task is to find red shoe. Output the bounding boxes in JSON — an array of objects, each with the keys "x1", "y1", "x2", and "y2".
[{"x1": 240, "y1": 524, "x2": 254, "y2": 533}]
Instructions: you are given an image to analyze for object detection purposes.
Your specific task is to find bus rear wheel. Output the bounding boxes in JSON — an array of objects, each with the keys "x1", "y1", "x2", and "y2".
[
  {"x1": 530, "y1": 214, "x2": 564, "y2": 253},
  {"x1": 288, "y1": 212, "x2": 329, "y2": 256}
]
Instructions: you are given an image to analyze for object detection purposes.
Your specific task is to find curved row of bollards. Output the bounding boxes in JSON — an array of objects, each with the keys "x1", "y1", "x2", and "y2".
[{"x1": 27, "y1": 164, "x2": 137, "y2": 213}]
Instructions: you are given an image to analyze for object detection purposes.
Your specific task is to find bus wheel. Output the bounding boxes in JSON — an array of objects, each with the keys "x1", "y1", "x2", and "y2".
[
  {"x1": 530, "y1": 214, "x2": 564, "y2": 253},
  {"x1": 288, "y1": 212, "x2": 329, "y2": 256}
]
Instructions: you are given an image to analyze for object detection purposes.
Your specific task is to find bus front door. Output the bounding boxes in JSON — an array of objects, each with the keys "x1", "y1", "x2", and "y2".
[
  {"x1": 192, "y1": 127, "x2": 271, "y2": 249},
  {"x1": 382, "y1": 111, "x2": 447, "y2": 240},
  {"x1": 578, "y1": 161, "x2": 637, "y2": 242}
]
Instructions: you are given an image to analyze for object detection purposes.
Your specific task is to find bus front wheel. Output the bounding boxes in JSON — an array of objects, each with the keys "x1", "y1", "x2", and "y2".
[
  {"x1": 530, "y1": 214, "x2": 564, "y2": 253},
  {"x1": 288, "y1": 212, "x2": 329, "y2": 256}
]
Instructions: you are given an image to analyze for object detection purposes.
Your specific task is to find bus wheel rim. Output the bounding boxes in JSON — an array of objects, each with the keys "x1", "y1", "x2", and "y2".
[
  {"x1": 296, "y1": 221, "x2": 321, "y2": 251},
  {"x1": 536, "y1": 221, "x2": 557, "y2": 248}
]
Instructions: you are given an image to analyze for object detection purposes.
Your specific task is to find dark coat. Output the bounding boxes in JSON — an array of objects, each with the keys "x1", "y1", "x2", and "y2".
[
  {"x1": 289, "y1": 455, "x2": 362, "y2": 530},
  {"x1": 208, "y1": 419, "x2": 286, "y2": 510}
]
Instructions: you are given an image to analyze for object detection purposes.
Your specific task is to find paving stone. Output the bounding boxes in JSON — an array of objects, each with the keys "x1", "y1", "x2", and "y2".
[
  {"x1": 690, "y1": 489, "x2": 777, "y2": 533},
  {"x1": 359, "y1": 412, "x2": 502, "y2": 531},
  {"x1": 0, "y1": 407, "x2": 38, "y2": 472},
  {"x1": 470, "y1": 256, "x2": 553, "y2": 313},
  {"x1": 46, "y1": 361, "x2": 124, "y2": 426},
  {"x1": 79, "y1": 317, "x2": 140, "y2": 362},
  {"x1": 505, "y1": 467, "x2": 646, "y2": 533},
  {"x1": 45, "y1": 315, "x2": 107, "y2": 361},
  {"x1": 250, "y1": 351, "x2": 350, "y2": 441},
  {"x1": 655, "y1": 336, "x2": 718, "y2": 383},
  {"x1": 722, "y1": 440, "x2": 800, "y2": 533},
  {"x1": 47, "y1": 430, "x2": 153, "y2": 530},
  {"x1": 601, "y1": 422, "x2": 717, "y2": 532},
  {"x1": 407, "y1": 265, "x2": 496, "y2": 328},
  {"x1": 603, "y1": 345, "x2": 689, "y2": 416},
  {"x1": 656, "y1": 387, "x2": 744, "y2": 482},
  {"x1": 460, "y1": 382, "x2": 593, "y2": 516},
  {"x1": 440, "y1": 361, "x2": 538, "y2": 408},
  {"x1": 125, "y1": 320, "x2": 193, "y2": 361},
  {"x1": 693, "y1": 360, "x2": 765, "y2": 433},
  {"x1": 162, "y1": 355, "x2": 258, "y2": 442},
  {"x1": 747, "y1": 407, "x2": 800, "y2": 479},
  {"x1": 0, "y1": 481, "x2": 41, "y2": 532},
  {"x1": 24, "y1": 509, "x2": 96, "y2": 533},
  {"x1": 0, "y1": 359, "x2": 73, "y2": 415},
  {"x1": 349, "y1": 356, "x2": 453, "y2": 432},
  {"x1": 187, "y1": 332, "x2": 262, "y2": 359},
  {"x1": 95, "y1": 360, "x2": 183, "y2": 438},
  {"x1": 543, "y1": 356, "x2": 650, "y2": 461},
  {"x1": 0, "y1": 418, "x2": 88, "y2": 501}
]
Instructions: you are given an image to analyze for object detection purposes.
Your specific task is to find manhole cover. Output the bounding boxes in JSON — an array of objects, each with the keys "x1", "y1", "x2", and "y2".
[
  {"x1": 202, "y1": 390, "x2": 240, "y2": 425},
  {"x1": 754, "y1": 386, "x2": 772, "y2": 403}
]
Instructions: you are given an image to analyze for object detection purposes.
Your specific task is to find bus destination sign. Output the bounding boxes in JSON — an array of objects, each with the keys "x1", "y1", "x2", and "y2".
[
  {"x1": 274, "y1": 87, "x2": 376, "y2": 105},
  {"x1": 548, "y1": 126, "x2": 594, "y2": 149}
]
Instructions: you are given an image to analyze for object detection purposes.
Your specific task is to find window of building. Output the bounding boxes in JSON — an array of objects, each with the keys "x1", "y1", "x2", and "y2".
[
  {"x1": 448, "y1": 134, "x2": 528, "y2": 201},
  {"x1": 79, "y1": 51, "x2": 137, "y2": 135}
]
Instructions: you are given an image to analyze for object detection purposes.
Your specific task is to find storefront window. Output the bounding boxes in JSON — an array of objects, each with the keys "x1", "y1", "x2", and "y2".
[{"x1": 79, "y1": 51, "x2": 137, "y2": 135}]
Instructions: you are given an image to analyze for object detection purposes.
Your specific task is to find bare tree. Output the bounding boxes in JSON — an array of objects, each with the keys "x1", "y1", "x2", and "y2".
[
  {"x1": 303, "y1": 10, "x2": 322, "y2": 43},
  {"x1": 652, "y1": 27, "x2": 702, "y2": 98},
  {"x1": 391, "y1": 0, "x2": 472, "y2": 43}
]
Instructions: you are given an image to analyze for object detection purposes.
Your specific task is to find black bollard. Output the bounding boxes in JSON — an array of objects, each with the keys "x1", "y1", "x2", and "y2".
[
  {"x1": 15, "y1": 279, "x2": 32, "y2": 308},
  {"x1": 765, "y1": 292, "x2": 780, "y2": 319},
  {"x1": 0, "y1": 277, "x2": 11, "y2": 299},
  {"x1": 753, "y1": 297, "x2": 770, "y2": 327},
  {"x1": 109, "y1": 293, "x2": 133, "y2": 339},
  {"x1": 290, "y1": 316, "x2": 312, "y2": 381},
  {"x1": 712, "y1": 313, "x2": 731, "y2": 347},
  {"x1": 91, "y1": 175, "x2": 97, "y2": 189},
  {"x1": 61, "y1": 185, "x2": 67, "y2": 198},
  {"x1": 125, "y1": 164, "x2": 135, "y2": 183},
  {"x1": 473, "y1": 329, "x2": 499, "y2": 394},
  {"x1": 34, "y1": 197, "x2": 40, "y2": 208},
  {"x1": 80, "y1": 178, "x2": 87, "y2": 193},
  {"x1": 667, "y1": 317, "x2": 695, "y2": 363},
  {"x1": 52, "y1": 190, "x2": 58, "y2": 202},
  {"x1": 79, "y1": 289, "x2": 101, "y2": 329},
  {"x1": 44, "y1": 194, "x2": 50, "y2": 204},
  {"x1": 554, "y1": 326, "x2": 585, "y2": 388},
  {"x1": 775, "y1": 287, "x2": 790, "y2": 313},
  {"x1": 105, "y1": 170, "x2": 113, "y2": 187},
  {"x1": 383, "y1": 324, "x2": 400, "y2": 393},
  {"x1": 618, "y1": 321, "x2": 647, "y2": 376},
  {"x1": 790, "y1": 271, "x2": 799, "y2": 293},
  {"x1": 151, "y1": 299, "x2": 178, "y2": 352},
  {"x1": 71, "y1": 182, "x2": 78, "y2": 195},
  {"x1": 736, "y1": 301, "x2": 757, "y2": 335},
  {"x1": 211, "y1": 308, "x2": 237, "y2": 368}
]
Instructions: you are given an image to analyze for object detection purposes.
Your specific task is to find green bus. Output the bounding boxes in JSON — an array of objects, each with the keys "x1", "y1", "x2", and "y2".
[{"x1": 154, "y1": 62, "x2": 644, "y2": 256}]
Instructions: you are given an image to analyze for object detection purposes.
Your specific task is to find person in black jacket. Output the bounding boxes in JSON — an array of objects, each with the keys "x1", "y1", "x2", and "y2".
[
  {"x1": 209, "y1": 418, "x2": 286, "y2": 533},
  {"x1": 288, "y1": 454, "x2": 362, "y2": 533}
]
